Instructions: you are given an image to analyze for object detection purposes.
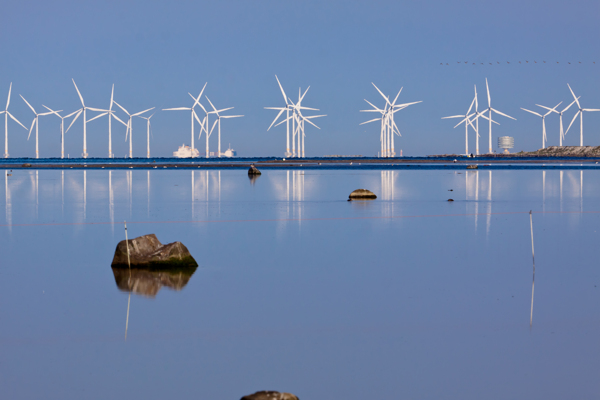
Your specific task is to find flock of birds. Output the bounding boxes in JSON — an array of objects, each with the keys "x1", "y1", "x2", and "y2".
[{"x1": 441, "y1": 61, "x2": 596, "y2": 66}]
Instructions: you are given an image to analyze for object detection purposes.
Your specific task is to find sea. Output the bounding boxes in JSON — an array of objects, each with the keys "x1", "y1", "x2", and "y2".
[{"x1": 1, "y1": 165, "x2": 599, "y2": 399}]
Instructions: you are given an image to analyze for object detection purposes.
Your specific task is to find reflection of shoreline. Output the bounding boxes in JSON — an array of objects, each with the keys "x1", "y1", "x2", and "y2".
[{"x1": 112, "y1": 267, "x2": 197, "y2": 298}]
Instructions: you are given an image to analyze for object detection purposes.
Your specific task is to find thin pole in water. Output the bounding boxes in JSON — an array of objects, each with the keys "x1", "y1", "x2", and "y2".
[
  {"x1": 125, "y1": 221, "x2": 131, "y2": 340},
  {"x1": 529, "y1": 211, "x2": 535, "y2": 328}
]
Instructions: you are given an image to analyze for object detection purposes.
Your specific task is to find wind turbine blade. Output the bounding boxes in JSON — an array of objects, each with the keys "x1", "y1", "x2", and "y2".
[
  {"x1": 110, "y1": 84, "x2": 114, "y2": 110},
  {"x1": 112, "y1": 114, "x2": 127, "y2": 126},
  {"x1": 442, "y1": 115, "x2": 465, "y2": 119},
  {"x1": 275, "y1": 75, "x2": 288, "y2": 104},
  {"x1": 264, "y1": 107, "x2": 287, "y2": 110},
  {"x1": 163, "y1": 107, "x2": 191, "y2": 111},
  {"x1": 39, "y1": 111, "x2": 59, "y2": 116},
  {"x1": 492, "y1": 108, "x2": 516, "y2": 120},
  {"x1": 567, "y1": 84, "x2": 581, "y2": 108},
  {"x1": 478, "y1": 113, "x2": 500, "y2": 125},
  {"x1": 521, "y1": 108, "x2": 542, "y2": 117},
  {"x1": 7, "y1": 112, "x2": 27, "y2": 129},
  {"x1": 87, "y1": 107, "x2": 109, "y2": 112},
  {"x1": 42, "y1": 105, "x2": 60, "y2": 116},
  {"x1": 27, "y1": 118, "x2": 36, "y2": 140},
  {"x1": 64, "y1": 109, "x2": 81, "y2": 118},
  {"x1": 454, "y1": 117, "x2": 469, "y2": 129},
  {"x1": 360, "y1": 117, "x2": 382, "y2": 125},
  {"x1": 562, "y1": 97, "x2": 579, "y2": 113},
  {"x1": 197, "y1": 82, "x2": 208, "y2": 103},
  {"x1": 394, "y1": 101, "x2": 422, "y2": 109},
  {"x1": 486, "y1": 78, "x2": 491, "y2": 106},
  {"x1": 65, "y1": 110, "x2": 82, "y2": 133},
  {"x1": 72, "y1": 79, "x2": 85, "y2": 107},
  {"x1": 20, "y1": 95, "x2": 36, "y2": 114},
  {"x1": 274, "y1": 115, "x2": 292, "y2": 128},
  {"x1": 391, "y1": 88, "x2": 403, "y2": 107},
  {"x1": 113, "y1": 101, "x2": 130, "y2": 115},
  {"x1": 299, "y1": 86, "x2": 310, "y2": 103},
  {"x1": 364, "y1": 99, "x2": 383, "y2": 112},
  {"x1": 209, "y1": 119, "x2": 218, "y2": 136},
  {"x1": 221, "y1": 115, "x2": 243, "y2": 118},
  {"x1": 6, "y1": 82, "x2": 11, "y2": 110},
  {"x1": 565, "y1": 111, "x2": 580, "y2": 135},
  {"x1": 467, "y1": 97, "x2": 475, "y2": 115},
  {"x1": 205, "y1": 97, "x2": 218, "y2": 113},
  {"x1": 304, "y1": 115, "x2": 326, "y2": 119},
  {"x1": 132, "y1": 107, "x2": 154, "y2": 117},
  {"x1": 267, "y1": 108, "x2": 286, "y2": 131},
  {"x1": 216, "y1": 107, "x2": 234, "y2": 113},
  {"x1": 303, "y1": 117, "x2": 320, "y2": 129},
  {"x1": 87, "y1": 112, "x2": 108, "y2": 123},
  {"x1": 372, "y1": 83, "x2": 391, "y2": 105},
  {"x1": 583, "y1": 109, "x2": 600, "y2": 112},
  {"x1": 193, "y1": 110, "x2": 204, "y2": 129}
]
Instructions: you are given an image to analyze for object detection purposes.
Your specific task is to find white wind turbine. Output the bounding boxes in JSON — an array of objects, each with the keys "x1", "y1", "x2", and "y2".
[
  {"x1": 537, "y1": 97, "x2": 579, "y2": 146},
  {"x1": 113, "y1": 101, "x2": 154, "y2": 158},
  {"x1": 20, "y1": 95, "x2": 59, "y2": 159},
  {"x1": 68, "y1": 79, "x2": 107, "y2": 158},
  {"x1": 1, "y1": 83, "x2": 27, "y2": 157},
  {"x1": 86, "y1": 85, "x2": 128, "y2": 158},
  {"x1": 42, "y1": 106, "x2": 80, "y2": 159},
  {"x1": 265, "y1": 75, "x2": 294, "y2": 157},
  {"x1": 483, "y1": 78, "x2": 516, "y2": 153},
  {"x1": 137, "y1": 112, "x2": 155, "y2": 158},
  {"x1": 521, "y1": 102, "x2": 562, "y2": 149},
  {"x1": 163, "y1": 83, "x2": 207, "y2": 157},
  {"x1": 565, "y1": 84, "x2": 600, "y2": 146},
  {"x1": 206, "y1": 97, "x2": 243, "y2": 157},
  {"x1": 362, "y1": 83, "x2": 421, "y2": 157},
  {"x1": 443, "y1": 97, "x2": 477, "y2": 155}
]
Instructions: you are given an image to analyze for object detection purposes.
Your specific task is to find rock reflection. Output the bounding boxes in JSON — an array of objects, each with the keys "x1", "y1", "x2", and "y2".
[{"x1": 111, "y1": 266, "x2": 197, "y2": 298}]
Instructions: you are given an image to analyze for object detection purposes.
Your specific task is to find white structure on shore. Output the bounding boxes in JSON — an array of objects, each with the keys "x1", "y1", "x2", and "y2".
[{"x1": 173, "y1": 144, "x2": 200, "y2": 158}]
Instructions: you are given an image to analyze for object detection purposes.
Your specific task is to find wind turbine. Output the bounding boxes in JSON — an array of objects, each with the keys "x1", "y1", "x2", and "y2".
[
  {"x1": 69, "y1": 79, "x2": 105, "y2": 158},
  {"x1": 443, "y1": 97, "x2": 477, "y2": 155},
  {"x1": 1, "y1": 83, "x2": 27, "y2": 158},
  {"x1": 113, "y1": 101, "x2": 154, "y2": 158},
  {"x1": 521, "y1": 102, "x2": 562, "y2": 149},
  {"x1": 20, "y1": 95, "x2": 58, "y2": 158},
  {"x1": 163, "y1": 83, "x2": 207, "y2": 157},
  {"x1": 42, "y1": 106, "x2": 80, "y2": 159},
  {"x1": 537, "y1": 97, "x2": 579, "y2": 146},
  {"x1": 483, "y1": 78, "x2": 516, "y2": 153},
  {"x1": 565, "y1": 84, "x2": 600, "y2": 146},
  {"x1": 265, "y1": 75, "x2": 293, "y2": 157},
  {"x1": 137, "y1": 112, "x2": 155, "y2": 158},
  {"x1": 205, "y1": 97, "x2": 242, "y2": 157},
  {"x1": 86, "y1": 85, "x2": 128, "y2": 158}
]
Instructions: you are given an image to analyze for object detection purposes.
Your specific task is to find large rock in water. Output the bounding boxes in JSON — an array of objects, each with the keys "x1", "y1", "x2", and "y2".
[
  {"x1": 348, "y1": 188, "x2": 377, "y2": 200},
  {"x1": 248, "y1": 165, "x2": 262, "y2": 175},
  {"x1": 111, "y1": 234, "x2": 197, "y2": 269},
  {"x1": 241, "y1": 391, "x2": 299, "y2": 400}
]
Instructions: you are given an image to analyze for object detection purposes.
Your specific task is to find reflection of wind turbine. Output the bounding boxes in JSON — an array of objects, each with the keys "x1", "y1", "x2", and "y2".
[
  {"x1": 483, "y1": 78, "x2": 516, "y2": 153},
  {"x1": 113, "y1": 101, "x2": 154, "y2": 158},
  {"x1": 20, "y1": 95, "x2": 58, "y2": 158},
  {"x1": 206, "y1": 97, "x2": 242, "y2": 158},
  {"x1": 1, "y1": 83, "x2": 27, "y2": 158},
  {"x1": 163, "y1": 84, "x2": 207, "y2": 158},
  {"x1": 42, "y1": 106, "x2": 80, "y2": 159},
  {"x1": 529, "y1": 211, "x2": 536, "y2": 328},
  {"x1": 137, "y1": 112, "x2": 155, "y2": 158},
  {"x1": 521, "y1": 102, "x2": 562, "y2": 149},
  {"x1": 565, "y1": 84, "x2": 600, "y2": 146}
]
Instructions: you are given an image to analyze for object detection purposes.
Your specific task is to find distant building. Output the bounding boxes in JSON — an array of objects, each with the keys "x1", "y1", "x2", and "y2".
[
  {"x1": 173, "y1": 144, "x2": 200, "y2": 158},
  {"x1": 498, "y1": 136, "x2": 514, "y2": 154}
]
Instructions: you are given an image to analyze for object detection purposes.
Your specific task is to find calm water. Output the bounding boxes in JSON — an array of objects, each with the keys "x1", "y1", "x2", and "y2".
[{"x1": 1, "y1": 168, "x2": 599, "y2": 399}]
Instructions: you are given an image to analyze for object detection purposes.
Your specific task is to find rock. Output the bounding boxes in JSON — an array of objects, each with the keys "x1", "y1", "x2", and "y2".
[
  {"x1": 348, "y1": 188, "x2": 377, "y2": 200},
  {"x1": 248, "y1": 165, "x2": 262, "y2": 175},
  {"x1": 466, "y1": 165, "x2": 478, "y2": 169},
  {"x1": 111, "y1": 234, "x2": 197, "y2": 269},
  {"x1": 448, "y1": 199, "x2": 454, "y2": 202},
  {"x1": 22, "y1": 163, "x2": 32, "y2": 167},
  {"x1": 111, "y1": 266, "x2": 197, "y2": 297},
  {"x1": 241, "y1": 391, "x2": 299, "y2": 400}
]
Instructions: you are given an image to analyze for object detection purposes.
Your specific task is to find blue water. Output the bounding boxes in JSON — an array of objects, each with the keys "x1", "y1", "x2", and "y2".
[{"x1": 1, "y1": 168, "x2": 599, "y2": 399}]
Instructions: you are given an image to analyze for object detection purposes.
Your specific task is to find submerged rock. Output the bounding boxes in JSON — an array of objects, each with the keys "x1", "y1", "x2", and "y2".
[
  {"x1": 111, "y1": 267, "x2": 196, "y2": 298},
  {"x1": 111, "y1": 234, "x2": 197, "y2": 269},
  {"x1": 241, "y1": 391, "x2": 299, "y2": 400},
  {"x1": 248, "y1": 165, "x2": 262, "y2": 175},
  {"x1": 22, "y1": 163, "x2": 32, "y2": 167},
  {"x1": 348, "y1": 188, "x2": 377, "y2": 200}
]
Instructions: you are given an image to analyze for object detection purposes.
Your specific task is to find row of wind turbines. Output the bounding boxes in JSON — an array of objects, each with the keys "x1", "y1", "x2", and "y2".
[
  {"x1": 1, "y1": 80, "x2": 242, "y2": 159},
  {"x1": 444, "y1": 79, "x2": 599, "y2": 155}
]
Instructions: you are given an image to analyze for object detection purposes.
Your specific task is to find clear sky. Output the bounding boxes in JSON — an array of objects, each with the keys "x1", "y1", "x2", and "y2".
[{"x1": 1, "y1": 0, "x2": 599, "y2": 158}]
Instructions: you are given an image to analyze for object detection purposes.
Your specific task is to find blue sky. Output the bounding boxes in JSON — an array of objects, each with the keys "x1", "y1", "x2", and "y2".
[{"x1": 1, "y1": 0, "x2": 599, "y2": 157}]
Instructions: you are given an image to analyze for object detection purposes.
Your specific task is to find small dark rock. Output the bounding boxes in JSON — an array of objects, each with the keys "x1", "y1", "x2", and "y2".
[
  {"x1": 448, "y1": 189, "x2": 453, "y2": 191},
  {"x1": 22, "y1": 163, "x2": 32, "y2": 167},
  {"x1": 248, "y1": 165, "x2": 262, "y2": 175},
  {"x1": 241, "y1": 391, "x2": 299, "y2": 400},
  {"x1": 448, "y1": 199, "x2": 454, "y2": 202},
  {"x1": 111, "y1": 234, "x2": 197, "y2": 269},
  {"x1": 348, "y1": 188, "x2": 377, "y2": 200}
]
